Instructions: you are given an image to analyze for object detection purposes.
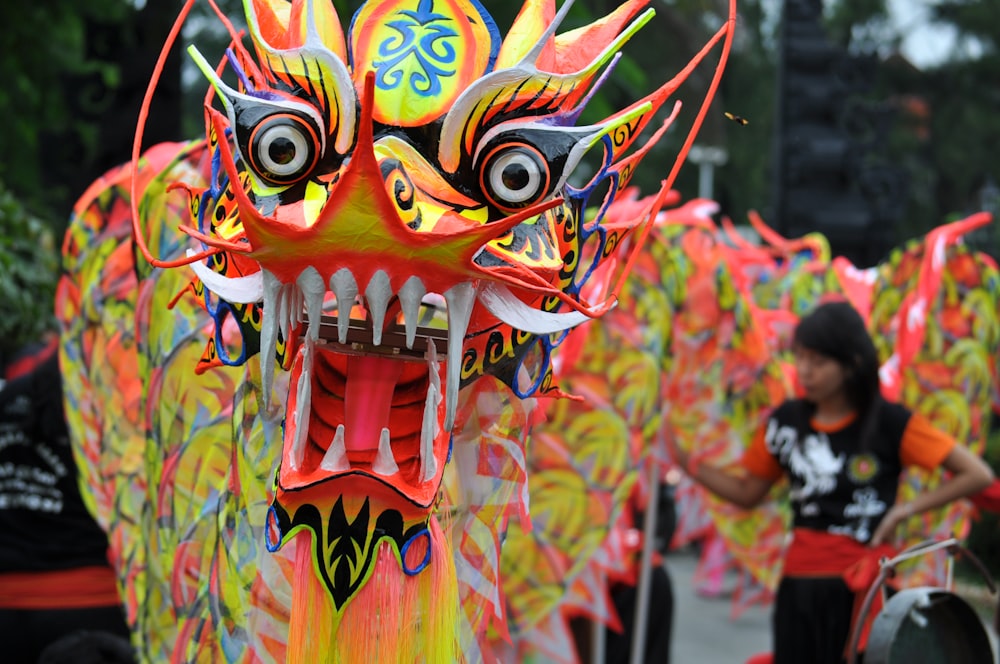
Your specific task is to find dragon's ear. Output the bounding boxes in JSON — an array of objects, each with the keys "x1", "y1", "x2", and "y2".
[
  {"x1": 438, "y1": 6, "x2": 655, "y2": 174},
  {"x1": 246, "y1": 0, "x2": 346, "y2": 57},
  {"x1": 496, "y1": 0, "x2": 557, "y2": 70},
  {"x1": 552, "y1": 0, "x2": 650, "y2": 73}
]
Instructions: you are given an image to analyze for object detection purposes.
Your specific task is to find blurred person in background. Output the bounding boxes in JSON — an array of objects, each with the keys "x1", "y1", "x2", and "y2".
[{"x1": 0, "y1": 197, "x2": 130, "y2": 662}]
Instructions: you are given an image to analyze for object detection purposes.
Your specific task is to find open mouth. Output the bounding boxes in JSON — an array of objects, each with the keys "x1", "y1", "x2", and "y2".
[
  {"x1": 262, "y1": 268, "x2": 474, "y2": 509},
  {"x1": 189, "y1": 255, "x2": 597, "y2": 508}
]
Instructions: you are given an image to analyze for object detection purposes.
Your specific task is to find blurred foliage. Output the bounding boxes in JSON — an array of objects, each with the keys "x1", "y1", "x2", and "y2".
[
  {"x1": 873, "y1": 0, "x2": 1000, "y2": 254},
  {"x1": 0, "y1": 0, "x2": 130, "y2": 220},
  {"x1": 0, "y1": 180, "x2": 59, "y2": 355},
  {"x1": 715, "y1": 0, "x2": 778, "y2": 223}
]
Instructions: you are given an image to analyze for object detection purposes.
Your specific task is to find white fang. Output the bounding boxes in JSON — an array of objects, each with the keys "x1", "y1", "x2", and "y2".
[
  {"x1": 330, "y1": 269, "x2": 358, "y2": 344},
  {"x1": 398, "y1": 276, "x2": 426, "y2": 349},
  {"x1": 443, "y1": 283, "x2": 475, "y2": 434},
  {"x1": 372, "y1": 428, "x2": 399, "y2": 475},
  {"x1": 320, "y1": 425, "x2": 349, "y2": 472},
  {"x1": 365, "y1": 270, "x2": 392, "y2": 346}
]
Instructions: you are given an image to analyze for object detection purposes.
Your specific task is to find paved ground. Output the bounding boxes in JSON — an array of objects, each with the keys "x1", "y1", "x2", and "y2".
[
  {"x1": 664, "y1": 548, "x2": 999, "y2": 664},
  {"x1": 666, "y1": 549, "x2": 771, "y2": 664}
]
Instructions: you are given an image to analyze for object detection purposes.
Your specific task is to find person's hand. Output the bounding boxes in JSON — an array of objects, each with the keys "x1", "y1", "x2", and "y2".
[
  {"x1": 664, "y1": 435, "x2": 691, "y2": 475},
  {"x1": 869, "y1": 503, "x2": 913, "y2": 546}
]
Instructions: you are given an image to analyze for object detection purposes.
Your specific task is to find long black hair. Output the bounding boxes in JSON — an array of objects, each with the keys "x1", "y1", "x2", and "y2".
[{"x1": 792, "y1": 300, "x2": 883, "y2": 449}]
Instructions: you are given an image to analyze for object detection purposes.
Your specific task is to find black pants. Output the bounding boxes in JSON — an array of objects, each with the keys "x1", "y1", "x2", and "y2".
[
  {"x1": 0, "y1": 605, "x2": 131, "y2": 664},
  {"x1": 572, "y1": 565, "x2": 674, "y2": 664},
  {"x1": 773, "y1": 575, "x2": 862, "y2": 664}
]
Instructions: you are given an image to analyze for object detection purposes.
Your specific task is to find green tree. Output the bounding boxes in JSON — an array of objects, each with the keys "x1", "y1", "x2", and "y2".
[
  {"x1": 0, "y1": 0, "x2": 129, "y2": 220},
  {"x1": 924, "y1": 0, "x2": 1000, "y2": 251},
  {"x1": 0, "y1": 181, "x2": 59, "y2": 356},
  {"x1": 0, "y1": 0, "x2": 187, "y2": 227},
  {"x1": 715, "y1": 0, "x2": 778, "y2": 222}
]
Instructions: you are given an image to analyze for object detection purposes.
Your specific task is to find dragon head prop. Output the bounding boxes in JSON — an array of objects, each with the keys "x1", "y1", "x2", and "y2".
[{"x1": 131, "y1": 0, "x2": 734, "y2": 632}]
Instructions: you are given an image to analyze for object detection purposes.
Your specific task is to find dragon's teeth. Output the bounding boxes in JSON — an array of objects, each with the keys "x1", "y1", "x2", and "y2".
[
  {"x1": 260, "y1": 270, "x2": 283, "y2": 414},
  {"x1": 365, "y1": 270, "x2": 392, "y2": 347},
  {"x1": 279, "y1": 284, "x2": 288, "y2": 336},
  {"x1": 330, "y1": 268, "x2": 358, "y2": 344},
  {"x1": 293, "y1": 285, "x2": 305, "y2": 327},
  {"x1": 372, "y1": 427, "x2": 399, "y2": 476},
  {"x1": 399, "y1": 277, "x2": 426, "y2": 350},
  {"x1": 421, "y1": 341, "x2": 442, "y2": 483},
  {"x1": 297, "y1": 267, "x2": 325, "y2": 343},
  {"x1": 290, "y1": 412, "x2": 305, "y2": 470},
  {"x1": 289, "y1": 337, "x2": 314, "y2": 471},
  {"x1": 320, "y1": 425, "x2": 349, "y2": 472},
  {"x1": 420, "y1": 384, "x2": 440, "y2": 482},
  {"x1": 443, "y1": 283, "x2": 475, "y2": 433}
]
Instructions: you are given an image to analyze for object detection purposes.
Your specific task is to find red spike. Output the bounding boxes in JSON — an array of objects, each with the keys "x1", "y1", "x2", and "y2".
[
  {"x1": 448, "y1": 198, "x2": 564, "y2": 248},
  {"x1": 553, "y1": 0, "x2": 650, "y2": 74},
  {"x1": 354, "y1": 71, "x2": 377, "y2": 163},
  {"x1": 605, "y1": 0, "x2": 738, "y2": 303},
  {"x1": 131, "y1": 0, "x2": 200, "y2": 268}
]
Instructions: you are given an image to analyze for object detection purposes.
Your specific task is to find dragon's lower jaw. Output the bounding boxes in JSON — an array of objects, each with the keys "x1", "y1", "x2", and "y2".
[{"x1": 278, "y1": 339, "x2": 450, "y2": 508}]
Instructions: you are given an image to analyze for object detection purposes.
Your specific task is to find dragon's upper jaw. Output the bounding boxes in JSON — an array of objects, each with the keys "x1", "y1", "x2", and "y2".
[{"x1": 193, "y1": 240, "x2": 595, "y2": 510}]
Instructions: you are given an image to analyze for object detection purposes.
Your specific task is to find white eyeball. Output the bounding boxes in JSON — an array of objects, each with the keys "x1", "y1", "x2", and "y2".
[
  {"x1": 248, "y1": 115, "x2": 319, "y2": 184},
  {"x1": 482, "y1": 145, "x2": 549, "y2": 209}
]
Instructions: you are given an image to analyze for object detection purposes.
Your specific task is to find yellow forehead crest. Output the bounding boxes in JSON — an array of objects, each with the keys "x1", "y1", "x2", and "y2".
[{"x1": 350, "y1": 0, "x2": 499, "y2": 127}]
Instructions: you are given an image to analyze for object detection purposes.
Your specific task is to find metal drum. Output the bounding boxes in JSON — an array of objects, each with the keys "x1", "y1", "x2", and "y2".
[{"x1": 865, "y1": 587, "x2": 995, "y2": 664}]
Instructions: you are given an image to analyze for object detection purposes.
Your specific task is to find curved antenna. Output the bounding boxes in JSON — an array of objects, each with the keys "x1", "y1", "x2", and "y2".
[
  {"x1": 131, "y1": 0, "x2": 242, "y2": 269},
  {"x1": 603, "y1": 0, "x2": 739, "y2": 308}
]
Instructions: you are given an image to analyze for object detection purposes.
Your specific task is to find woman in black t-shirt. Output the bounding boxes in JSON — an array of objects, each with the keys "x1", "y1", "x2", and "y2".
[{"x1": 671, "y1": 301, "x2": 993, "y2": 664}]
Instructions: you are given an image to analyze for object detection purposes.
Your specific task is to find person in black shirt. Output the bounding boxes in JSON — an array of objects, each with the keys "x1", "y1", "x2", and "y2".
[
  {"x1": 670, "y1": 301, "x2": 993, "y2": 664},
  {"x1": 0, "y1": 338, "x2": 131, "y2": 663}
]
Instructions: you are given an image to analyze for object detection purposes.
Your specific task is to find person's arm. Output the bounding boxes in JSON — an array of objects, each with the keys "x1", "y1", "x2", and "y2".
[
  {"x1": 870, "y1": 441, "x2": 995, "y2": 546},
  {"x1": 671, "y1": 444, "x2": 776, "y2": 510},
  {"x1": 692, "y1": 459, "x2": 775, "y2": 509}
]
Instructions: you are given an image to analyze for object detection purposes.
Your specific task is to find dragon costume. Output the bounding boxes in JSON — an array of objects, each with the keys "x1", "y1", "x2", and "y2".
[
  {"x1": 54, "y1": 1, "x2": 995, "y2": 661},
  {"x1": 56, "y1": 1, "x2": 737, "y2": 661}
]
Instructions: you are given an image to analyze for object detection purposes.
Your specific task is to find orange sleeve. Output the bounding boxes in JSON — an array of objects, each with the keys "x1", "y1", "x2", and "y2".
[
  {"x1": 741, "y1": 423, "x2": 783, "y2": 482},
  {"x1": 899, "y1": 412, "x2": 957, "y2": 469}
]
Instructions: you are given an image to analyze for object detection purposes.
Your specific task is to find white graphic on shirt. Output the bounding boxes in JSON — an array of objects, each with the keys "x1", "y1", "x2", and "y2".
[
  {"x1": 800, "y1": 502, "x2": 821, "y2": 517},
  {"x1": 0, "y1": 422, "x2": 67, "y2": 514},
  {"x1": 829, "y1": 487, "x2": 887, "y2": 542},
  {"x1": 764, "y1": 419, "x2": 798, "y2": 458},
  {"x1": 765, "y1": 418, "x2": 846, "y2": 500}
]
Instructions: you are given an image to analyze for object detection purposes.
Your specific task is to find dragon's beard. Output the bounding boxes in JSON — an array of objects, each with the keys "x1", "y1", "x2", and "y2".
[
  {"x1": 270, "y1": 485, "x2": 433, "y2": 610},
  {"x1": 278, "y1": 500, "x2": 460, "y2": 663}
]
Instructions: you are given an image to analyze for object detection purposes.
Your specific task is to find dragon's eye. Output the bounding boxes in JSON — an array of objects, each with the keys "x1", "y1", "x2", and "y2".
[
  {"x1": 247, "y1": 113, "x2": 320, "y2": 184},
  {"x1": 480, "y1": 143, "x2": 550, "y2": 210}
]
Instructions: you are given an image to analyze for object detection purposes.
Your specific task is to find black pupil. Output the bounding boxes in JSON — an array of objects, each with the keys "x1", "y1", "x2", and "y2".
[
  {"x1": 268, "y1": 136, "x2": 297, "y2": 166},
  {"x1": 501, "y1": 159, "x2": 531, "y2": 191}
]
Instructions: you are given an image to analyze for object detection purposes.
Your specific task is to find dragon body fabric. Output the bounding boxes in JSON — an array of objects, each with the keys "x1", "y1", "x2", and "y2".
[
  {"x1": 56, "y1": 1, "x2": 736, "y2": 662},
  {"x1": 494, "y1": 196, "x2": 999, "y2": 661}
]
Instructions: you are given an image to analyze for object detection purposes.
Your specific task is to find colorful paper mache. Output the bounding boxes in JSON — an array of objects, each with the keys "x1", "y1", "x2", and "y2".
[{"x1": 56, "y1": 1, "x2": 736, "y2": 662}]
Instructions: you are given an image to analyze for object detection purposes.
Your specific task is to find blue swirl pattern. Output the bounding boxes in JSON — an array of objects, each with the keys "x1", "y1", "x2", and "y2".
[{"x1": 374, "y1": 0, "x2": 458, "y2": 97}]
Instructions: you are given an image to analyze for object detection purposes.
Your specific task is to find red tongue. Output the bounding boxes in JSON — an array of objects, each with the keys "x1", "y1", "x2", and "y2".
[{"x1": 344, "y1": 355, "x2": 404, "y2": 452}]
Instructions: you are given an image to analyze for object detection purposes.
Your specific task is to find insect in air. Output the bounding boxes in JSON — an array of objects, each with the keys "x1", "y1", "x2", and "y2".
[{"x1": 724, "y1": 112, "x2": 749, "y2": 126}]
